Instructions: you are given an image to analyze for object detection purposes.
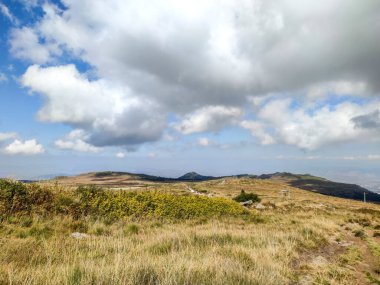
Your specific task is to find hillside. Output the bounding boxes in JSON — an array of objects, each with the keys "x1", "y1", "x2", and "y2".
[
  {"x1": 258, "y1": 172, "x2": 380, "y2": 203},
  {"x1": 2, "y1": 178, "x2": 380, "y2": 284},
  {"x1": 177, "y1": 172, "x2": 215, "y2": 181},
  {"x1": 50, "y1": 171, "x2": 380, "y2": 203}
]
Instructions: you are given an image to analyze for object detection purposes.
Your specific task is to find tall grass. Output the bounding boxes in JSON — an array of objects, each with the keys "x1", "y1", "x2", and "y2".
[{"x1": 0, "y1": 179, "x2": 376, "y2": 284}]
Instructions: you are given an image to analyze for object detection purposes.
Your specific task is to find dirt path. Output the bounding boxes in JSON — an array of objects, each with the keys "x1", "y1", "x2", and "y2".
[{"x1": 182, "y1": 184, "x2": 212, "y2": 196}]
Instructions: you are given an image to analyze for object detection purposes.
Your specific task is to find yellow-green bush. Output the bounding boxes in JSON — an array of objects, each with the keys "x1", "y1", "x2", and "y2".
[
  {"x1": 77, "y1": 186, "x2": 248, "y2": 220},
  {"x1": 0, "y1": 181, "x2": 248, "y2": 221},
  {"x1": 0, "y1": 180, "x2": 54, "y2": 216}
]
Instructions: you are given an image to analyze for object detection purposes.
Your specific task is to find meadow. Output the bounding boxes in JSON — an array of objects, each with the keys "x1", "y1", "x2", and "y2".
[{"x1": 1, "y1": 178, "x2": 380, "y2": 284}]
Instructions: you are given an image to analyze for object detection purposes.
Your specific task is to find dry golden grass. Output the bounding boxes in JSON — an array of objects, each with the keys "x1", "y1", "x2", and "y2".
[{"x1": 1, "y1": 178, "x2": 380, "y2": 284}]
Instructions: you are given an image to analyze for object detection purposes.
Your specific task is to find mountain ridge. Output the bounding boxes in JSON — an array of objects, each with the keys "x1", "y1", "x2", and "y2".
[{"x1": 15, "y1": 170, "x2": 380, "y2": 203}]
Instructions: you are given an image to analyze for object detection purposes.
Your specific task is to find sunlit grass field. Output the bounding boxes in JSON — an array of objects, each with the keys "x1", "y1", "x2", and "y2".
[{"x1": 1, "y1": 178, "x2": 380, "y2": 284}]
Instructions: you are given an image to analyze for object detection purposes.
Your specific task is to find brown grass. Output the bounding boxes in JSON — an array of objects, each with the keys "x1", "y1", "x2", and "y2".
[{"x1": 1, "y1": 178, "x2": 380, "y2": 284}]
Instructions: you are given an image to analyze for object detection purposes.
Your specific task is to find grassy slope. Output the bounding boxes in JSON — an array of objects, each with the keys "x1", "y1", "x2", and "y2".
[
  {"x1": 2, "y1": 178, "x2": 380, "y2": 284},
  {"x1": 50, "y1": 171, "x2": 380, "y2": 203}
]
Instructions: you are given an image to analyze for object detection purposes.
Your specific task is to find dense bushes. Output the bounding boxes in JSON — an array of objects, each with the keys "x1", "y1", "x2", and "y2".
[
  {"x1": 233, "y1": 190, "x2": 261, "y2": 203},
  {"x1": 0, "y1": 180, "x2": 248, "y2": 221},
  {"x1": 0, "y1": 180, "x2": 81, "y2": 218},
  {"x1": 0, "y1": 180, "x2": 54, "y2": 216},
  {"x1": 77, "y1": 186, "x2": 248, "y2": 220}
]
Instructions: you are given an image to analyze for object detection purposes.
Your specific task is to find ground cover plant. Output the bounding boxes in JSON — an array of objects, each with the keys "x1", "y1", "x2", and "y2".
[{"x1": 1, "y1": 178, "x2": 380, "y2": 284}]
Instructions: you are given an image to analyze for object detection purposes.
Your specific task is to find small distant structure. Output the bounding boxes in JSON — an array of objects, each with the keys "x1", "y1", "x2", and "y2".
[{"x1": 280, "y1": 189, "x2": 291, "y2": 199}]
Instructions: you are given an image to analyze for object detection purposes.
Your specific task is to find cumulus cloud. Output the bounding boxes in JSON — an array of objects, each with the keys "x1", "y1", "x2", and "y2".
[
  {"x1": 10, "y1": 27, "x2": 61, "y2": 64},
  {"x1": 0, "y1": 2, "x2": 18, "y2": 24},
  {"x1": 55, "y1": 130, "x2": 100, "y2": 152},
  {"x1": 4, "y1": 139, "x2": 45, "y2": 155},
  {"x1": 12, "y1": 0, "x2": 380, "y2": 96},
  {"x1": 22, "y1": 64, "x2": 166, "y2": 147},
  {"x1": 0, "y1": 132, "x2": 16, "y2": 142},
  {"x1": 240, "y1": 121, "x2": 275, "y2": 145},
  {"x1": 174, "y1": 106, "x2": 242, "y2": 134},
  {"x1": 306, "y1": 80, "x2": 369, "y2": 100},
  {"x1": 352, "y1": 110, "x2": 380, "y2": 129},
  {"x1": 243, "y1": 98, "x2": 380, "y2": 150},
  {"x1": 9, "y1": 0, "x2": 380, "y2": 150}
]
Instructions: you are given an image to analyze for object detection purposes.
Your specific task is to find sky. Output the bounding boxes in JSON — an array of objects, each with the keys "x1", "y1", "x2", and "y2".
[{"x1": 0, "y1": 0, "x2": 380, "y2": 189}]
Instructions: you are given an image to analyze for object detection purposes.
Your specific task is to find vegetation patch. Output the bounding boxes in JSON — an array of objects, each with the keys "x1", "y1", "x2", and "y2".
[
  {"x1": 77, "y1": 186, "x2": 248, "y2": 220},
  {"x1": 339, "y1": 246, "x2": 362, "y2": 265},
  {"x1": 353, "y1": 229, "x2": 366, "y2": 239},
  {"x1": 0, "y1": 180, "x2": 248, "y2": 221},
  {"x1": 233, "y1": 190, "x2": 261, "y2": 203}
]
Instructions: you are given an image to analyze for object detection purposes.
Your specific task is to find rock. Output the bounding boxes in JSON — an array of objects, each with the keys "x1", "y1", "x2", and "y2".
[
  {"x1": 337, "y1": 241, "x2": 354, "y2": 247},
  {"x1": 255, "y1": 203, "x2": 266, "y2": 210},
  {"x1": 71, "y1": 232, "x2": 89, "y2": 239},
  {"x1": 240, "y1": 200, "x2": 253, "y2": 206},
  {"x1": 312, "y1": 255, "x2": 328, "y2": 267}
]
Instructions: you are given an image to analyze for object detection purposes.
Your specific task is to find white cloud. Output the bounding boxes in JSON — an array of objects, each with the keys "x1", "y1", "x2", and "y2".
[
  {"x1": 17, "y1": 0, "x2": 39, "y2": 10},
  {"x1": 10, "y1": 27, "x2": 60, "y2": 64},
  {"x1": 240, "y1": 121, "x2": 275, "y2": 145},
  {"x1": 116, "y1": 152, "x2": 126, "y2": 158},
  {"x1": 55, "y1": 130, "x2": 100, "y2": 153},
  {"x1": 0, "y1": 132, "x2": 16, "y2": 142},
  {"x1": 307, "y1": 80, "x2": 368, "y2": 100},
  {"x1": 8, "y1": 0, "x2": 380, "y2": 150},
  {"x1": 243, "y1": 98, "x2": 380, "y2": 150},
  {"x1": 367, "y1": 154, "x2": 380, "y2": 160},
  {"x1": 4, "y1": 139, "x2": 45, "y2": 155},
  {"x1": 22, "y1": 64, "x2": 166, "y2": 147},
  {"x1": 174, "y1": 106, "x2": 242, "y2": 134},
  {"x1": 0, "y1": 2, "x2": 18, "y2": 24},
  {"x1": 12, "y1": 0, "x2": 380, "y2": 96},
  {"x1": 197, "y1": 137, "x2": 212, "y2": 147},
  {"x1": 0, "y1": 72, "x2": 8, "y2": 83}
]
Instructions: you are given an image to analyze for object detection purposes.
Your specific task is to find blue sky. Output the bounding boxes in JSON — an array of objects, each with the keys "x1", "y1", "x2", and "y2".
[{"x1": 0, "y1": 0, "x2": 380, "y2": 189}]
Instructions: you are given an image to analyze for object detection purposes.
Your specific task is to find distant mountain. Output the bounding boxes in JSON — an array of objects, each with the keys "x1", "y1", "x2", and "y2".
[
  {"x1": 258, "y1": 172, "x2": 380, "y2": 203},
  {"x1": 289, "y1": 179, "x2": 380, "y2": 202},
  {"x1": 45, "y1": 170, "x2": 380, "y2": 203},
  {"x1": 258, "y1": 172, "x2": 326, "y2": 181},
  {"x1": 177, "y1": 172, "x2": 215, "y2": 181}
]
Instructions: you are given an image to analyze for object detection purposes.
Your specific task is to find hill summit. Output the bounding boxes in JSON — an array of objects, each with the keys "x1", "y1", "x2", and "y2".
[{"x1": 177, "y1": 172, "x2": 215, "y2": 181}]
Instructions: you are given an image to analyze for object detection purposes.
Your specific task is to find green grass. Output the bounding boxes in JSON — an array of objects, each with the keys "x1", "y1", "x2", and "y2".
[{"x1": 0, "y1": 180, "x2": 248, "y2": 221}]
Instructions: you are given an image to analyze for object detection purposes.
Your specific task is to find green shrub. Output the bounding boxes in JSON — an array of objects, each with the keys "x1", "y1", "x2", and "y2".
[
  {"x1": 28, "y1": 225, "x2": 53, "y2": 239},
  {"x1": 0, "y1": 181, "x2": 248, "y2": 221},
  {"x1": 53, "y1": 194, "x2": 81, "y2": 218},
  {"x1": 92, "y1": 226, "x2": 110, "y2": 236},
  {"x1": 76, "y1": 186, "x2": 248, "y2": 220},
  {"x1": 233, "y1": 190, "x2": 261, "y2": 203},
  {"x1": 0, "y1": 180, "x2": 54, "y2": 216},
  {"x1": 125, "y1": 224, "x2": 139, "y2": 235},
  {"x1": 68, "y1": 220, "x2": 88, "y2": 233},
  {"x1": 353, "y1": 229, "x2": 366, "y2": 239},
  {"x1": 20, "y1": 216, "x2": 33, "y2": 227},
  {"x1": 69, "y1": 266, "x2": 83, "y2": 285}
]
